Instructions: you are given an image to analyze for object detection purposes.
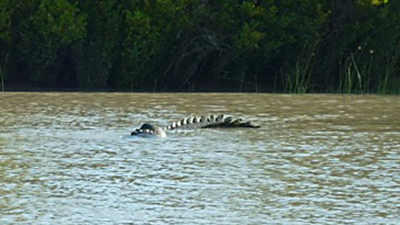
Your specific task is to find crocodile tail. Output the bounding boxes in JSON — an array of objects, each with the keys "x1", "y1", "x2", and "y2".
[
  {"x1": 165, "y1": 114, "x2": 260, "y2": 130},
  {"x1": 166, "y1": 116, "x2": 195, "y2": 130},
  {"x1": 166, "y1": 114, "x2": 217, "y2": 130},
  {"x1": 200, "y1": 115, "x2": 260, "y2": 128}
]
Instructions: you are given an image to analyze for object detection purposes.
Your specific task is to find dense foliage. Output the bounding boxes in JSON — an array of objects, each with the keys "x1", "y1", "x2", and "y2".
[{"x1": 0, "y1": 0, "x2": 399, "y2": 93}]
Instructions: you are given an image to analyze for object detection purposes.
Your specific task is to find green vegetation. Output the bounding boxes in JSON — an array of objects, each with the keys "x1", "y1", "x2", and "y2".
[{"x1": 0, "y1": 0, "x2": 399, "y2": 93}]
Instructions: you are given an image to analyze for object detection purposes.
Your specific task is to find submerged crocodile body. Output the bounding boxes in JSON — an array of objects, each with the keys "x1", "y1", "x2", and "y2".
[{"x1": 130, "y1": 114, "x2": 260, "y2": 137}]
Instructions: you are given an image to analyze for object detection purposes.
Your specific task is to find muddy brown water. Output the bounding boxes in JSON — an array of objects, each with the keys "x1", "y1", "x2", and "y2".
[{"x1": 0, "y1": 93, "x2": 399, "y2": 224}]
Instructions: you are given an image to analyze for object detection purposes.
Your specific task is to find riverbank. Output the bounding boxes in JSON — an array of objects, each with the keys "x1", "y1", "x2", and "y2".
[{"x1": 1, "y1": 1, "x2": 399, "y2": 95}]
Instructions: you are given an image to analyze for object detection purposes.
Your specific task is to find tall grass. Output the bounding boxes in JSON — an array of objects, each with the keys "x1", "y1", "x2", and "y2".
[
  {"x1": 284, "y1": 41, "x2": 318, "y2": 93},
  {"x1": 0, "y1": 74, "x2": 3, "y2": 92},
  {"x1": 284, "y1": 61, "x2": 312, "y2": 93},
  {"x1": 377, "y1": 44, "x2": 400, "y2": 94},
  {"x1": 378, "y1": 66, "x2": 391, "y2": 94},
  {"x1": 0, "y1": 73, "x2": 3, "y2": 92},
  {"x1": 339, "y1": 46, "x2": 375, "y2": 94},
  {"x1": 0, "y1": 67, "x2": 3, "y2": 92},
  {"x1": 0, "y1": 53, "x2": 7, "y2": 92}
]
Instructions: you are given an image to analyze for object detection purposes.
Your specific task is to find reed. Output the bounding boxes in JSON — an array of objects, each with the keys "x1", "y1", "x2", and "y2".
[
  {"x1": 0, "y1": 53, "x2": 7, "y2": 92},
  {"x1": 0, "y1": 70, "x2": 3, "y2": 92},
  {"x1": 284, "y1": 41, "x2": 318, "y2": 93},
  {"x1": 340, "y1": 53, "x2": 357, "y2": 93},
  {"x1": 377, "y1": 45, "x2": 400, "y2": 94},
  {"x1": 378, "y1": 68, "x2": 390, "y2": 94},
  {"x1": 379, "y1": 76, "x2": 400, "y2": 94},
  {"x1": 339, "y1": 46, "x2": 375, "y2": 94},
  {"x1": 0, "y1": 73, "x2": 3, "y2": 92},
  {"x1": 284, "y1": 62, "x2": 311, "y2": 93}
]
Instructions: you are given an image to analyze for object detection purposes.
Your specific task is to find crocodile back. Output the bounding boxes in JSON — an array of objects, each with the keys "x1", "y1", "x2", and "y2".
[{"x1": 165, "y1": 114, "x2": 260, "y2": 130}]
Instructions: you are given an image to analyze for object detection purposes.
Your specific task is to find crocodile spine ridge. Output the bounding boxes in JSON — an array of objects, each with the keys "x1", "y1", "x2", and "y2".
[{"x1": 130, "y1": 114, "x2": 260, "y2": 137}]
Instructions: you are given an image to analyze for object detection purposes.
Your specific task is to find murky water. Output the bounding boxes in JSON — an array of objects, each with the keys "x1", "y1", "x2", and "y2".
[{"x1": 0, "y1": 92, "x2": 399, "y2": 225}]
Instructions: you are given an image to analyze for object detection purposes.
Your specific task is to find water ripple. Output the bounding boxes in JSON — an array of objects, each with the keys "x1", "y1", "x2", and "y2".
[{"x1": 0, "y1": 93, "x2": 399, "y2": 225}]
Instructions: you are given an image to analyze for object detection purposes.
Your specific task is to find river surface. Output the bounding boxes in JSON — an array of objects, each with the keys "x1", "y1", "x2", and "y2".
[{"x1": 0, "y1": 93, "x2": 399, "y2": 225}]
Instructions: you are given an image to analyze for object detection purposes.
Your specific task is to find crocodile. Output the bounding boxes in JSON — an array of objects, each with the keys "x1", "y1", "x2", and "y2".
[{"x1": 130, "y1": 114, "x2": 260, "y2": 137}]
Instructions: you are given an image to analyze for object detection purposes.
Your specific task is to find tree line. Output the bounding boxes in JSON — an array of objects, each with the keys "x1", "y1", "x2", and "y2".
[{"x1": 0, "y1": 0, "x2": 399, "y2": 93}]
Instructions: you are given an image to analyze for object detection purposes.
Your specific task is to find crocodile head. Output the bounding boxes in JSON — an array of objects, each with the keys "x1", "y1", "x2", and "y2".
[{"x1": 131, "y1": 123, "x2": 167, "y2": 137}]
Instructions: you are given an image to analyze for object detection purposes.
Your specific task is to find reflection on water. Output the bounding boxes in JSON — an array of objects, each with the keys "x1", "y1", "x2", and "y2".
[{"x1": 0, "y1": 93, "x2": 399, "y2": 224}]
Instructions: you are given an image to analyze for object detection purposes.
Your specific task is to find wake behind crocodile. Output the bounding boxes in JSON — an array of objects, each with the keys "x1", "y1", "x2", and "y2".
[{"x1": 130, "y1": 114, "x2": 260, "y2": 137}]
